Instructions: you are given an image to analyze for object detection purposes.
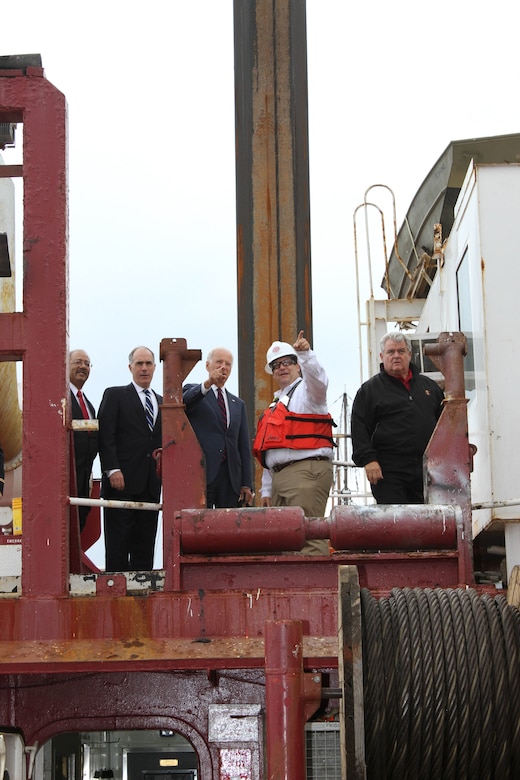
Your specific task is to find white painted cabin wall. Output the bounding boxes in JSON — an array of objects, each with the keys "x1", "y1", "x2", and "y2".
[{"x1": 416, "y1": 163, "x2": 520, "y2": 568}]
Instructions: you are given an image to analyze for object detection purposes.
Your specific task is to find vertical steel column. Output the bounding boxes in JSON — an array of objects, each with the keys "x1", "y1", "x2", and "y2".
[
  {"x1": 264, "y1": 619, "x2": 321, "y2": 780},
  {"x1": 0, "y1": 65, "x2": 69, "y2": 611},
  {"x1": 423, "y1": 332, "x2": 474, "y2": 583},
  {"x1": 338, "y1": 566, "x2": 367, "y2": 779},
  {"x1": 159, "y1": 338, "x2": 205, "y2": 588},
  {"x1": 234, "y1": 0, "x2": 313, "y2": 444}
]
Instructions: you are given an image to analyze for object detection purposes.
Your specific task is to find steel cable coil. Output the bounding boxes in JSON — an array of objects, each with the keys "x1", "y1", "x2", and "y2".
[{"x1": 361, "y1": 587, "x2": 520, "y2": 780}]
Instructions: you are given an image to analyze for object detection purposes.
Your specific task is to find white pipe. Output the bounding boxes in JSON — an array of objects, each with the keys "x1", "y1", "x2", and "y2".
[
  {"x1": 472, "y1": 499, "x2": 520, "y2": 510},
  {"x1": 68, "y1": 497, "x2": 162, "y2": 511}
]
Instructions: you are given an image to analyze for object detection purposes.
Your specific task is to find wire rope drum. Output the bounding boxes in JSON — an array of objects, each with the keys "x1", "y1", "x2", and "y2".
[{"x1": 360, "y1": 587, "x2": 520, "y2": 780}]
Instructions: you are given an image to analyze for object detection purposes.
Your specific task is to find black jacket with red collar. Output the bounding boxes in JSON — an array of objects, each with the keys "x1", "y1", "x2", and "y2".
[{"x1": 351, "y1": 363, "x2": 444, "y2": 469}]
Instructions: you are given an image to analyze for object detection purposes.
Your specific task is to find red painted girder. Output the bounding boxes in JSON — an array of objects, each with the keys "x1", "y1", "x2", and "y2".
[
  {"x1": 179, "y1": 551, "x2": 462, "y2": 590},
  {"x1": 265, "y1": 620, "x2": 321, "y2": 779},
  {"x1": 0, "y1": 587, "x2": 338, "y2": 642},
  {"x1": 0, "y1": 70, "x2": 69, "y2": 601}
]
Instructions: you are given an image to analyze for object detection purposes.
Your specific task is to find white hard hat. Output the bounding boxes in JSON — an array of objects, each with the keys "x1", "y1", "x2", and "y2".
[{"x1": 265, "y1": 341, "x2": 298, "y2": 374}]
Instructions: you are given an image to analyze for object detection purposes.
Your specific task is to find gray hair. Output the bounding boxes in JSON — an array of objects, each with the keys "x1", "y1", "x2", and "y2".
[
  {"x1": 380, "y1": 332, "x2": 412, "y2": 353},
  {"x1": 206, "y1": 347, "x2": 234, "y2": 364},
  {"x1": 128, "y1": 346, "x2": 155, "y2": 363}
]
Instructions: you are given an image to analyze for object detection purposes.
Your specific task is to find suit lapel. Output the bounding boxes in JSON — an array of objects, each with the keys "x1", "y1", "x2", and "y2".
[
  {"x1": 71, "y1": 390, "x2": 81, "y2": 420},
  {"x1": 127, "y1": 384, "x2": 148, "y2": 429},
  {"x1": 82, "y1": 392, "x2": 95, "y2": 417},
  {"x1": 226, "y1": 391, "x2": 237, "y2": 427},
  {"x1": 71, "y1": 389, "x2": 95, "y2": 420},
  {"x1": 128, "y1": 384, "x2": 161, "y2": 430},
  {"x1": 152, "y1": 391, "x2": 161, "y2": 429}
]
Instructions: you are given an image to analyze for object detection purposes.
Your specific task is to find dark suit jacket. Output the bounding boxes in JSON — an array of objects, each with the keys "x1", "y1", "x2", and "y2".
[
  {"x1": 98, "y1": 383, "x2": 162, "y2": 501},
  {"x1": 183, "y1": 383, "x2": 252, "y2": 494},
  {"x1": 70, "y1": 388, "x2": 98, "y2": 498}
]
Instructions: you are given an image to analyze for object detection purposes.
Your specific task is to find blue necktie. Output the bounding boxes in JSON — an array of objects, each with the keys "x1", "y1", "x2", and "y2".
[{"x1": 144, "y1": 388, "x2": 154, "y2": 430}]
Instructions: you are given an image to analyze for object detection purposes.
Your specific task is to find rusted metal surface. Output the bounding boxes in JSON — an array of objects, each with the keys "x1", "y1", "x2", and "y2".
[
  {"x1": 425, "y1": 331, "x2": 467, "y2": 400},
  {"x1": 178, "y1": 504, "x2": 459, "y2": 554},
  {"x1": 423, "y1": 332, "x2": 474, "y2": 584},
  {"x1": 179, "y1": 506, "x2": 307, "y2": 553},
  {"x1": 0, "y1": 586, "x2": 339, "y2": 652},
  {"x1": 234, "y1": 0, "x2": 313, "y2": 449},
  {"x1": 0, "y1": 164, "x2": 23, "y2": 178},
  {"x1": 265, "y1": 620, "x2": 321, "y2": 779},
  {"x1": 159, "y1": 337, "x2": 206, "y2": 588},
  {"x1": 178, "y1": 552, "x2": 463, "y2": 593},
  {"x1": 0, "y1": 237, "x2": 23, "y2": 462},
  {"x1": 0, "y1": 57, "x2": 481, "y2": 780},
  {"x1": 0, "y1": 67, "x2": 69, "y2": 604},
  {"x1": 0, "y1": 634, "x2": 337, "y2": 673},
  {"x1": 0, "y1": 669, "x2": 268, "y2": 780},
  {"x1": 330, "y1": 504, "x2": 459, "y2": 551}
]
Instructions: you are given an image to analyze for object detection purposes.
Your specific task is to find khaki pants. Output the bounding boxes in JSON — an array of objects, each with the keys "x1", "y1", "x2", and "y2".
[{"x1": 271, "y1": 458, "x2": 333, "y2": 555}]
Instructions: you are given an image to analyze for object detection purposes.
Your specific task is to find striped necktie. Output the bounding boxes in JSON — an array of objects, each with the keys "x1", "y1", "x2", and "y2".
[
  {"x1": 217, "y1": 387, "x2": 227, "y2": 461},
  {"x1": 143, "y1": 388, "x2": 154, "y2": 430},
  {"x1": 217, "y1": 387, "x2": 227, "y2": 427}
]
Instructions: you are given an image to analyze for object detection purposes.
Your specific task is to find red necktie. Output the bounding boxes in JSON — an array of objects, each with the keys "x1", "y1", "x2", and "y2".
[
  {"x1": 77, "y1": 389, "x2": 90, "y2": 420},
  {"x1": 217, "y1": 387, "x2": 227, "y2": 427},
  {"x1": 217, "y1": 387, "x2": 227, "y2": 461}
]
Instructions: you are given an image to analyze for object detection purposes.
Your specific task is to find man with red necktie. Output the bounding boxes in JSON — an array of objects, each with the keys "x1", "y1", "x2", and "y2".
[
  {"x1": 183, "y1": 347, "x2": 253, "y2": 508},
  {"x1": 69, "y1": 349, "x2": 98, "y2": 531}
]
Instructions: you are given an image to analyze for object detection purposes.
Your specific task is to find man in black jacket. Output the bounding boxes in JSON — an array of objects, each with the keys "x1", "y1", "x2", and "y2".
[
  {"x1": 351, "y1": 332, "x2": 444, "y2": 503},
  {"x1": 98, "y1": 346, "x2": 162, "y2": 571}
]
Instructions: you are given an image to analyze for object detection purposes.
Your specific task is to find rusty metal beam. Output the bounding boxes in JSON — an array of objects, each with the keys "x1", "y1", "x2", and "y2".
[
  {"x1": 0, "y1": 70, "x2": 69, "y2": 604},
  {"x1": 159, "y1": 337, "x2": 206, "y2": 589},
  {"x1": 234, "y1": 0, "x2": 313, "y2": 447},
  {"x1": 265, "y1": 620, "x2": 321, "y2": 779},
  {"x1": 423, "y1": 332, "x2": 474, "y2": 583},
  {"x1": 0, "y1": 634, "x2": 337, "y2": 674},
  {"x1": 0, "y1": 165, "x2": 23, "y2": 178}
]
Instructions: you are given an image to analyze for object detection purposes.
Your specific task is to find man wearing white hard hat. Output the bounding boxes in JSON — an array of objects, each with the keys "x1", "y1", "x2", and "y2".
[{"x1": 253, "y1": 331, "x2": 335, "y2": 555}]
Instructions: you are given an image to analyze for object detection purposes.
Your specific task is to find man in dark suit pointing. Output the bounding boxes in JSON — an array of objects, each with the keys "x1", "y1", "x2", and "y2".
[
  {"x1": 183, "y1": 347, "x2": 253, "y2": 508},
  {"x1": 98, "y1": 346, "x2": 162, "y2": 571},
  {"x1": 69, "y1": 349, "x2": 98, "y2": 531}
]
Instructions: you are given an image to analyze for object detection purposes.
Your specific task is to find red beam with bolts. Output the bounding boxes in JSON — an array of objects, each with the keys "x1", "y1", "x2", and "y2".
[
  {"x1": 0, "y1": 68, "x2": 69, "y2": 613},
  {"x1": 265, "y1": 620, "x2": 321, "y2": 779},
  {"x1": 159, "y1": 337, "x2": 206, "y2": 589},
  {"x1": 424, "y1": 332, "x2": 474, "y2": 584}
]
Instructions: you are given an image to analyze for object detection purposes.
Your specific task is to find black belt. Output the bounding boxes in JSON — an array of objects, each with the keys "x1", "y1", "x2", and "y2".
[{"x1": 271, "y1": 455, "x2": 331, "y2": 473}]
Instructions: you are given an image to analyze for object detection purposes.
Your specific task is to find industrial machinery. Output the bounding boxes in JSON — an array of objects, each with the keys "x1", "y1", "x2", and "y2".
[{"x1": 1, "y1": 40, "x2": 520, "y2": 780}]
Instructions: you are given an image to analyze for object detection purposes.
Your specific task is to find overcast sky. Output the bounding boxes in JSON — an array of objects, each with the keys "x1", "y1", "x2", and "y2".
[{"x1": 3, "y1": 0, "x2": 519, "y2": 431}]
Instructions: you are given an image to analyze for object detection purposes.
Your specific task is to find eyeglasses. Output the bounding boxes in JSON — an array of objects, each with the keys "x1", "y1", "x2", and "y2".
[
  {"x1": 71, "y1": 360, "x2": 92, "y2": 368},
  {"x1": 270, "y1": 358, "x2": 296, "y2": 371}
]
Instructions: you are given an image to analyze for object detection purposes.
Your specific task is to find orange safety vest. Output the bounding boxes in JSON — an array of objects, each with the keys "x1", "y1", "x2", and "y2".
[{"x1": 253, "y1": 396, "x2": 336, "y2": 467}]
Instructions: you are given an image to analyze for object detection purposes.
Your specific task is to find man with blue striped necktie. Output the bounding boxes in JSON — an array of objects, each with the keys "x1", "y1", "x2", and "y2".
[{"x1": 98, "y1": 346, "x2": 162, "y2": 572}]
